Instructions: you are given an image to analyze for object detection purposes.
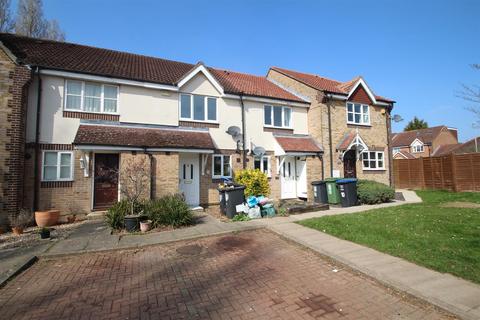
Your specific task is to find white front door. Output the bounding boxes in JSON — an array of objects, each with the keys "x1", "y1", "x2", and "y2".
[
  {"x1": 296, "y1": 157, "x2": 307, "y2": 198},
  {"x1": 179, "y1": 154, "x2": 200, "y2": 206},
  {"x1": 281, "y1": 156, "x2": 297, "y2": 199}
]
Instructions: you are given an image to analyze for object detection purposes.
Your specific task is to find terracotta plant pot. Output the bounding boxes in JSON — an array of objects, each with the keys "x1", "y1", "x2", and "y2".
[
  {"x1": 140, "y1": 220, "x2": 152, "y2": 233},
  {"x1": 12, "y1": 227, "x2": 24, "y2": 235},
  {"x1": 35, "y1": 210, "x2": 60, "y2": 227}
]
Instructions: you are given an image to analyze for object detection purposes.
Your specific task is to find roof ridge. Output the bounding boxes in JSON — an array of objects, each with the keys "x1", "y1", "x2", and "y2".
[
  {"x1": 210, "y1": 66, "x2": 266, "y2": 79},
  {"x1": 271, "y1": 66, "x2": 344, "y2": 84}
]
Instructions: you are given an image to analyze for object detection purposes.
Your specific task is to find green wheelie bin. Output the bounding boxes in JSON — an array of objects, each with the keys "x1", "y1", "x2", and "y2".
[{"x1": 325, "y1": 178, "x2": 341, "y2": 204}]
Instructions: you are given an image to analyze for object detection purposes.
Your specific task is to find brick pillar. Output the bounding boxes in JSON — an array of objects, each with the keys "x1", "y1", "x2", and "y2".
[{"x1": 0, "y1": 49, "x2": 32, "y2": 227}]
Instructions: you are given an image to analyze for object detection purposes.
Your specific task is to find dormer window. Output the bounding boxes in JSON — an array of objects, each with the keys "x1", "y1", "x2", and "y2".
[
  {"x1": 410, "y1": 139, "x2": 424, "y2": 153},
  {"x1": 346, "y1": 102, "x2": 370, "y2": 125}
]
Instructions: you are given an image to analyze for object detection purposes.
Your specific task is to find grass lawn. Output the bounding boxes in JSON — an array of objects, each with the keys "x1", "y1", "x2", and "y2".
[{"x1": 298, "y1": 190, "x2": 480, "y2": 284}]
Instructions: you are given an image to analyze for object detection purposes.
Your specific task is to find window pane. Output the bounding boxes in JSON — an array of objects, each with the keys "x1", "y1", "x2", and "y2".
[
  {"x1": 370, "y1": 161, "x2": 376, "y2": 168},
  {"x1": 104, "y1": 99, "x2": 117, "y2": 113},
  {"x1": 377, "y1": 152, "x2": 383, "y2": 160},
  {"x1": 354, "y1": 114, "x2": 360, "y2": 123},
  {"x1": 369, "y1": 152, "x2": 376, "y2": 159},
  {"x1": 84, "y1": 97, "x2": 101, "y2": 112},
  {"x1": 347, "y1": 103, "x2": 353, "y2": 112},
  {"x1": 273, "y1": 106, "x2": 282, "y2": 127},
  {"x1": 104, "y1": 85, "x2": 117, "y2": 99},
  {"x1": 207, "y1": 97, "x2": 216, "y2": 121},
  {"x1": 264, "y1": 105, "x2": 272, "y2": 125},
  {"x1": 347, "y1": 113, "x2": 353, "y2": 122},
  {"x1": 193, "y1": 95, "x2": 205, "y2": 121},
  {"x1": 66, "y1": 95, "x2": 81, "y2": 110},
  {"x1": 362, "y1": 105, "x2": 369, "y2": 113},
  {"x1": 254, "y1": 159, "x2": 261, "y2": 170},
  {"x1": 363, "y1": 114, "x2": 369, "y2": 123},
  {"x1": 363, "y1": 160, "x2": 369, "y2": 168},
  {"x1": 378, "y1": 161, "x2": 383, "y2": 168},
  {"x1": 362, "y1": 152, "x2": 369, "y2": 160},
  {"x1": 213, "y1": 156, "x2": 222, "y2": 176},
  {"x1": 354, "y1": 104, "x2": 361, "y2": 113},
  {"x1": 263, "y1": 157, "x2": 269, "y2": 174},
  {"x1": 43, "y1": 167, "x2": 57, "y2": 180},
  {"x1": 283, "y1": 108, "x2": 291, "y2": 127},
  {"x1": 66, "y1": 81, "x2": 82, "y2": 95},
  {"x1": 60, "y1": 166, "x2": 71, "y2": 179},
  {"x1": 223, "y1": 156, "x2": 231, "y2": 176},
  {"x1": 181, "y1": 94, "x2": 191, "y2": 118},
  {"x1": 85, "y1": 83, "x2": 101, "y2": 97},
  {"x1": 44, "y1": 152, "x2": 57, "y2": 166},
  {"x1": 60, "y1": 153, "x2": 71, "y2": 166}
]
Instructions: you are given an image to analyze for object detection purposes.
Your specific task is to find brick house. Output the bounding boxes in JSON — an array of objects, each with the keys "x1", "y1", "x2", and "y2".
[
  {"x1": 267, "y1": 67, "x2": 395, "y2": 185},
  {"x1": 0, "y1": 34, "x2": 394, "y2": 225},
  {"x1": 391, "y1": 126, "x2": 458, "y2": 159}
]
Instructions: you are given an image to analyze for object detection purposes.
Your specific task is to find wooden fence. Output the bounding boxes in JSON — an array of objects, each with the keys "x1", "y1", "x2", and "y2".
[{"x1": 393, "y1": 153, "x2": 480, "y2": 192}]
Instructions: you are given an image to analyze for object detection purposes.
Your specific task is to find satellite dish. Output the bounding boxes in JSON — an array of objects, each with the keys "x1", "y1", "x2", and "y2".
[
  {"x1": 392, "y1": 114, "x2": 403, "y2": 123},
  {"x1": 253, "y1": 146, "x2": 266, "y2": 157},
  {"x1": 226, "y1": 126, "x2": 241, "y2": 137}
]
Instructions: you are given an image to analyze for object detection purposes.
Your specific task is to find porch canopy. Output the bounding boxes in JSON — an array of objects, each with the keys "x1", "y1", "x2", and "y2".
[
  {"x1": 73, "y1": 124, "x2": 215, "y2": 153},
  {"x1": 274, "y1": 134, "x2": 323, "y2": 156},
  {"x1": 336, "y1": 131, "x2": 369, "y2": 160}
]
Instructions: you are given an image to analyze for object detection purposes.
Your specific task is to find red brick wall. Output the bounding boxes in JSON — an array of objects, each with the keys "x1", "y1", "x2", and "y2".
[
  {"x1": 0, "y1": 48, "x2": 32, "y2": 227},
  {"x1": 348, "y1": 85, "x2": 373, "y2": 105}
]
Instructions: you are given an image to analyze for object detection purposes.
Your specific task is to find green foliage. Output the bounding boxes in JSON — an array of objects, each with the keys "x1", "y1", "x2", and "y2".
[
  {"x1": 232, "y1": 213, "x2": 251, "y2": 221},
  {"x1": 404, "y1": 116, "x2": 428, "y2": 131},
  {"x1": 145, "y1": 194, "x2": 194, "y2": 228},
  {"x1": 298, "y1": 190, "x2": 480, "y2": 284},
  {"x1": 357, "y1": 180, "x2": 395, "y2": 204},
  {"x1": 106, "y1": 200, "x2": 145, "y2": 230},
  {"x1": 234, "y1": 169, "x2": 270, "y2": 197}
]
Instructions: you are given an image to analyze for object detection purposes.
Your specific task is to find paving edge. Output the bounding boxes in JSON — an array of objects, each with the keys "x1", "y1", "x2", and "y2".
[
  {"x1": 0, "y1": 256, "x2": 38, "y2": 289},
  {"x1": 267, "y1": 225, "x2": 477, "y2": 320},
  {"x1": 39, "y1": 225, "x2": 264, "y2": 259}
]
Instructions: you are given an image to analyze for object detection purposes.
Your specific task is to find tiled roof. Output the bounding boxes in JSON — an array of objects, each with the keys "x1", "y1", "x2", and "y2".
[
  {"x1": 432, "y1": 144, "x2": 462, "y2": 157},
  {"x1": 275, "y1": 135, "x2": 322, "y2": 153},
  {"x1": 73, "y1": 124, "x2": 215, "y2": 150},
  {"x1": 270, "y1": 67, "x2": 394, "y2": 103},
  {"x1": 393, "y1": 151, "x2": 416, "y2": 159},
  {"x1": 0, "y1": 33, "x2": 305, "y2": 103},
  {"x1": 391, "y1": 126, "x2": 447, "y2": 147},
  {"x1": 336, "y1": 131, "x2": 356, "y2": 150}
]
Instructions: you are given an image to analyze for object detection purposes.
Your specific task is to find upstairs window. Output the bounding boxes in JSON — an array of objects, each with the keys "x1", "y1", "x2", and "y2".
[
  {"x1": 412, "y1": 144, "x2": 424, "y2": 153},
  {"x1": 362, "y1": 151, "x2": 385, "y2": 170},
  {"x1": 393, "y1": 147, "x2": 401, "y2": 154},
  {"x1": 65, "y1": 80, "x2": 118, "y2": 113},
  {"x1": 42, "y1": 151, "x2": 73, "y2": 181},
  {"x1": 264, "y1": 105, "x2": 292, "y2": 128},
  {"x1": 180, "y1": 94, "x2": 217, "y2": 122},
  {"x1": 212, "y1": 155, "x2": 231, "y2": 178},
  {"x1": 347, "y1": 102, "x2": 370, "y2": 125},
  {"x1": 254, "y1": 156, "x2": 271, "y2": 177}
]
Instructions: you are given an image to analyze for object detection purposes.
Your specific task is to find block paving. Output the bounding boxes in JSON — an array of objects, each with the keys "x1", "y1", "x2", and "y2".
[{"x1": 0, "y1": 230, "x2": 455, "y2": 320}]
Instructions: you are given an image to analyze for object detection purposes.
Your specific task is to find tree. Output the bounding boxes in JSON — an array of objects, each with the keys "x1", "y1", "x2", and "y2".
[
  {"x1": 15, "y1": 0, "x2": 65, "y2": 41},
  {"x1": 118, "y1": 156, "x2": 150, "y2": 215},
  {"x1": 0, "y1": 0, "x2": 14, "y2": 32},
  {"x1": 404, "y1": 117, "x2": 429, "y2": 131},
  {"x1": 459, "y1": 64, "x2": 480, "y2": 128}
]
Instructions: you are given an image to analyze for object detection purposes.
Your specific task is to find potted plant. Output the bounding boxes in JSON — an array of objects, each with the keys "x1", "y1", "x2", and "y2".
[
  {"x1": 140, "y1": 219, "x2": 152, "y2": 233},
  {"x1": 39, "y1": 227, "x2": 50, "y2": 239},
  {"x1": 35, "y1": 209, "x2": 60, "y2": 227},
  {"x1": 9, "y1": 209, "x2": 33, "y2": 235}
]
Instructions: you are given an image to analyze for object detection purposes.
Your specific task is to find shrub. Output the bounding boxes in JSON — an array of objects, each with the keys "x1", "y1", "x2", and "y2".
[
  {"x1": 9, "y1": 208, "x2": 33, "y2": 229},
  {"x1": 106, "y1": 200, "x2": 145, "y2": 230},
  {"x1": 145, "y1": 194, "x2": 193, "y2": 228},
  {"x1": 234, "y1": 169, "x2": 270, "y2": 197},
  {"x1": 232, "y1": 213, "x2": 250, "y2": 221},
  {"x1": 357, "y1": 180, "x2": 395, "y2": 204}
]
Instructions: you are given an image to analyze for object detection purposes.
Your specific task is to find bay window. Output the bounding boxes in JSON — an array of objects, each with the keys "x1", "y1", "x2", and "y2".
[
  {"x1": 180, "y1": 94, "x2": 217, "y2": 122},
  {"x1": 362, "y1": 151, "x2": 385, "y2": 170},
  {"x1": 42, "y1": 151, "x2": 74, "y2": 181},
  {"x1": 264, "y1": 105, "x2": 292, "y2": 128},
  {"x1": 254, "y1": 156, "x2": 271, "y2": 177},
  {"x1": 212, "y1": 155, "x2": 231, "y2": 178},
  {"x1": 347, "y1": 102, "x2": 370, "y2": 125},
  {"x1": 65, "y1": 80, "x2": 118, "y2": 113}
]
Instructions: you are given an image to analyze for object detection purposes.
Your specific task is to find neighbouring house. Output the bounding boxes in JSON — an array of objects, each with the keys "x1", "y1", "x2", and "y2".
[
  {"x1": 391, "y1": 125, "x2": 458, "y2": 159},
  {"x1": 0, "y1": 33, "x2": 395, "y2": 225},
  {"x1": 267, "y1": 67, "x2": 395, "y2": 185},
  {"x1": 431, "y1": 136, "x2": 480, "y2": 156}
]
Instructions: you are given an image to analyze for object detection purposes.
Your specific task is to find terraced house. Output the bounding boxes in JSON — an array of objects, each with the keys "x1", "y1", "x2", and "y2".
[{"x1": 0, "y1": 34, "x2": 394, "y2": 224}]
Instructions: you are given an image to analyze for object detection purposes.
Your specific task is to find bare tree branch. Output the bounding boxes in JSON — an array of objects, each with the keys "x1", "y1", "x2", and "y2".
[
  {"x1": 458, "y1": 64, "x2": 480, "y2": 128},
  {"x1": 15, "y1": 0, "x2": 65, "y2": 41},
  {"x1": 0, "y1": 0, "x2": 14, "y2": 32}
]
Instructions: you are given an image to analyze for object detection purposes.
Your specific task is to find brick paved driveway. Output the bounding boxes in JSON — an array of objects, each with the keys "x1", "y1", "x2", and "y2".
[{"x1": 0, "y1": 230, "x2": 454, "y2": 320}]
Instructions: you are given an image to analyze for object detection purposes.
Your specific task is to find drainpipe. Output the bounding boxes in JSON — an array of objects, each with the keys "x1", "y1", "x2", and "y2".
[
  {"x1": 326, "y1": 95, "x2": 334, "y2": 177},
  {"x1": 143, "y1": 147, "x2": 155, "y2": 200},
  {"x1": 386, "y1": 105, "x2": 394, "y2": 187},
  {"x1": 240, "y1": 93, "x2": 247, "y2": 169},
  {"x1": 33, "y1": 67, "x2": 42, "y2": 211}
]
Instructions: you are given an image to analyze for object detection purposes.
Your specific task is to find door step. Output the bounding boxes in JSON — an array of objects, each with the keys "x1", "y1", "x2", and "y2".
[{"x1": 87, "y1": 211, "x2": 107, "y2": 220}]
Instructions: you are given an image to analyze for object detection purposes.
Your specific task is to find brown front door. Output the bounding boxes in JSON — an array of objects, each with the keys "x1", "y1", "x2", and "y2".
[
  {"x1": 94, "y1": 154, "x2": 119, "y2": 210},
  {"x1": 343, "y1": 150, "x2": 357, "y2": 178}
]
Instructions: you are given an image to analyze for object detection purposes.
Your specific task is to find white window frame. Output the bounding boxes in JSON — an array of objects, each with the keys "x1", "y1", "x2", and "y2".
[
  {"x1": 263, "y1": 105, "x2": 293, "y2": 129},
  {"x1": 392, "y1": 147, "x2": 401, "y2": 154},
  {"x1": 41, "y1": 151, "x2": 74, "y2": 181},
  {"x1": 362, "y1": 151, "x2": 385, "y2": 171},
  {"x1": 212, "y1": 154, "x2": 231, "y2": 178},
  {"x1": 254, "y1": 155, "x2": 271, "y2": 177},
  {"x1": 64, "y1": 79, "x2": 119, "y2": 114},
  {"x1": 179, "y1": 93, "x2": 218, "y2": 123},
  {"x1": 411, "y1": 144, "x2": 424, "y2": 153},
  {"x1": 346, "y1": 102, "x2": 370, "y2": 126}
]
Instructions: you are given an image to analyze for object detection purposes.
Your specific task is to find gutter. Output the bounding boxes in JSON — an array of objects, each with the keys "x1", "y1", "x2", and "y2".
[{"x1": 33, "y1": 67, "x2": 42, "y2": 211}]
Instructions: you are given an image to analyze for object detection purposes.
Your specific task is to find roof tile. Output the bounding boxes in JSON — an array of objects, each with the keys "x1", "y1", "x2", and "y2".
[{"x1": 275, "y1": 135, "x2": 322, "y2": 153}]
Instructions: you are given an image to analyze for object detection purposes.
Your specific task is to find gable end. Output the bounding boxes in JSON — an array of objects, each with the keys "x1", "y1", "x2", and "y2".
[{"x1": 348, "y1": 84, "x2": 373, "y2": 105}]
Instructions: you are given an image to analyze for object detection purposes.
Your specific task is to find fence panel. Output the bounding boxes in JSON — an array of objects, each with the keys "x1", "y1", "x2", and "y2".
[{"x1": 393, "y1": 153, "x2": 480, "y2": 192}]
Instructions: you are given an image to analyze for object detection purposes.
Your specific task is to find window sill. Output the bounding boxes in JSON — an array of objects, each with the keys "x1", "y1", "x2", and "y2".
[
  {"x1": 64, "y1": 109, "x2": 119, "y2": 115},
  {"x1": 362, "y1": 168, "x2": 386, "y2": 171},
  {"x1": 179, "y1": 118, "x2": 219, "y2": 124},
  {"x1": 347, "y1": 122, "x2": 371, "y2": 127},
  {"x1": 264, "y1": 125, "x2": 293, "y2": 130},
  {"x1": 40, "y1": 180, "x2": 74, "y2": 188}
]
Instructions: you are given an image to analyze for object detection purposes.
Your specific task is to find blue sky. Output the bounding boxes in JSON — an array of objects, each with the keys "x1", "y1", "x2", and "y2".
[{"x1": 38, "y1": 0, "x2": 479, "y2": 141}]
